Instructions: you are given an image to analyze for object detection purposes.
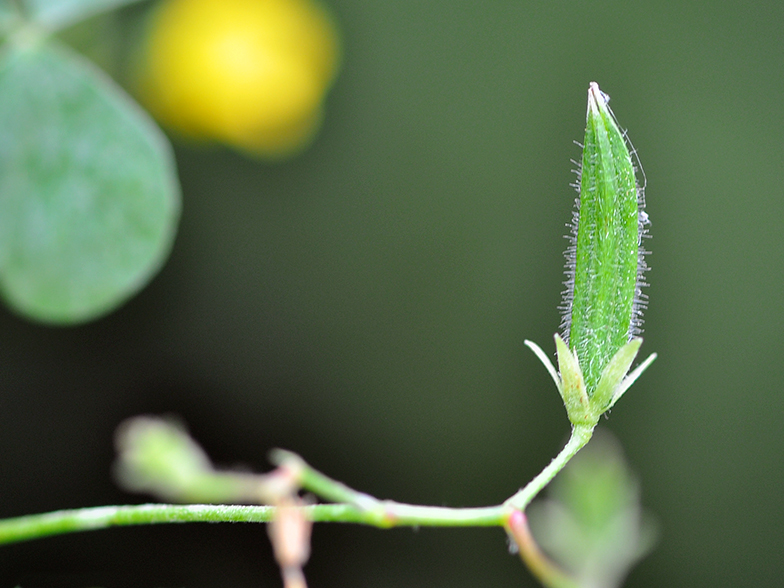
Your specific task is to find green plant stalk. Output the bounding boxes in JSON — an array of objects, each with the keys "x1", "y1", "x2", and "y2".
[
  {"x1": 0, "y1": 503, "x2": 510, "y2": 546},
  {"x1": 504, "y1": 424, "x2": 594, "y2": 510},
  {"x1": 0, "y1": 426, "x2": 596, "y2": 546}
]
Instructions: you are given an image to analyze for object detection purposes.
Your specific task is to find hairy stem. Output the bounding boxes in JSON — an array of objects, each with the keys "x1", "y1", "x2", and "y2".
[{"x1": 0, "y1": 502, "x2": 510, "y2": 546}]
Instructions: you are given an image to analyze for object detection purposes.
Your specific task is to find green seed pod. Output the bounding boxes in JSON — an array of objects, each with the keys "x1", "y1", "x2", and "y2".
[
  {"x1": 560, "y1": 83, "x2": 649, "y2": 396},
  {"x1": 527, "y1": 83, "x2": 655, "y2": 424}
]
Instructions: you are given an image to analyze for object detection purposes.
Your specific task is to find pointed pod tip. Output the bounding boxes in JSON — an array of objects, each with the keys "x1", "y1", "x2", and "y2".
[{"x1": 587, "y1": 82, "x2": 609, "y2": 117}]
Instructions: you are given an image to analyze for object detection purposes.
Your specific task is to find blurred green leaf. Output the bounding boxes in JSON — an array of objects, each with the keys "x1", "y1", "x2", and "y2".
[
  {"x1": 528, "y1": 431, "x2": 657, "y2": 588},
  {"x1": 0, "y1": 1, "x2": 14, "y2": 20},
  {"x1": 0, "y1": 1, "x2": 21, "y2": 38},
  {"x1": 22, "y1": 0, "x2": 146, "y2": 31},
  {"x1": 0, "y1": 40, "x2": 179, "y2": 324}
]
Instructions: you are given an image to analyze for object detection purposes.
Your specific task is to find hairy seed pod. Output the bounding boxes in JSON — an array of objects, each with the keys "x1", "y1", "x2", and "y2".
[{"x1": 560, "y1": 83, "x2": 649, "y2": 396}]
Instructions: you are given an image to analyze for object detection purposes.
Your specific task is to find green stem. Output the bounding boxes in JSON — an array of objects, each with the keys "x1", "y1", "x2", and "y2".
[
  {"x1": 0, "y1": 504, "x2": 274, "y2": 545},
  {"x1": 0, "y1": 427, "x2": 593, "y2": 546},
  {"x1": 271, "y1": 448, "x2": 382, "y2": 510},
  {"x1": 504, "y1": 424, "x2": 594, "y2": 510},
  {"x1": 0, "y1": 502, "x2": 508, "y2": 546},
  {"x1": 273, "y1": 449, "x2": 509, "y2": 527}
]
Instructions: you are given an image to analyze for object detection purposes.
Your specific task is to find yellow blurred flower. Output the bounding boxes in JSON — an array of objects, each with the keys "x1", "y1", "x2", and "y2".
[{"x1": 135, "y1": 0, "x2": 340, "y2": 158}]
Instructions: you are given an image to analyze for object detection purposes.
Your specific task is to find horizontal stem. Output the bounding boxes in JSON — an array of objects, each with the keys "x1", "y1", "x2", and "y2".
[
  {"x1": 313, "y1": 502, "x2": 507, "y2": 527},
  {"x1": 0, "y1": 425, "x2": 593, "y2": 546},
  {"x1": 0, "y1": 502, "x2": 509, "y2": 546},
  {"x1": 0, "y1": 504, "x2": 273, "y2": 545}
]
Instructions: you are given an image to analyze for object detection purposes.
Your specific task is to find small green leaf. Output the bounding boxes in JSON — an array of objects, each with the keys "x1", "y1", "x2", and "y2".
[
  {"x1": 562, "y1": 83, "x2": 648, "y2": 396},
  {"x1": 0, "y1": 1, "x2": 16, "y2": 23},
  {"x1": 114, "y1": 416, "x2": 214, "y2": 502},
  {"x1": 0, "y1": 41, "x2": 179, "y2": 324},
  {"x1": 22, "y1": 0, "x2": 146, "y2": 31}
]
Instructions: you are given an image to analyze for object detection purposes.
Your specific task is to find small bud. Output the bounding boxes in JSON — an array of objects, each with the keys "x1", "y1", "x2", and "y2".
[
  {"x1": 113, "y1": 416, "x2": 213, "y2": 500},
  {"x1": 114, "y1": 415, "x2": 303, "y2": 504}
]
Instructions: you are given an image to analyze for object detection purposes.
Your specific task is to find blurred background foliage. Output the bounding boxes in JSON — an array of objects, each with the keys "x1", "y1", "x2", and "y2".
[{"x1": 0, "y1": 0, "x2": 782, "y2": 586}]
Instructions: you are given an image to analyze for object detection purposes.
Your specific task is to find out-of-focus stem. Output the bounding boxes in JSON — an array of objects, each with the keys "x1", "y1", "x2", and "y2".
[{"x1": 506, "y1": 510, "x2": 579, "y2": 588}]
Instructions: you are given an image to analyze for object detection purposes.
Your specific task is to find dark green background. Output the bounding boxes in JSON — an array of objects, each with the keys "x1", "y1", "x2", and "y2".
[{"x1": 1, "y1": 0, "x2": 782, "y2": 586}]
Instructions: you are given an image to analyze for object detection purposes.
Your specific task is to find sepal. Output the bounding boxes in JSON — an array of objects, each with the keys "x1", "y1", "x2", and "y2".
[
  {"x1": 554, "y1": 334, "x2": 593, "y2": 425},
  {"x1": 526, "y1": 335, "x2": 656, "y2": 425},
  {"x1": 590, "y1": 338, "x2": 642, "y2": 413},
  {"x1": 523, "y1": 339, "x2": 561, "y2": 396},
  {"x1": 607, "y1": 351, "x2": 657, "y2": 411}
]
